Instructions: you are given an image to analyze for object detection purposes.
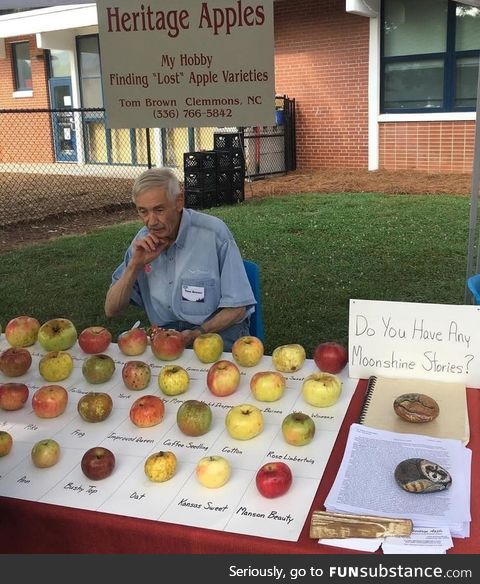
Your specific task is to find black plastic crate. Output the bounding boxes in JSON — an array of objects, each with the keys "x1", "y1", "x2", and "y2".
[
  {"x1": 216, "y1": 149, "x2": 245, "y2": 170},
  {"x1": 213, "y1": 132, "x2": 244, "y2": 151},
  {"x1": 217, "y1": 186, "x2": 244, "y2": 205},
  {"x1": 217, "y1": 169, "x2": 245, "y2": 188},
  {"x1": 184, "y1": 189, "x2": 217, "y2": 209},
  {"x1": 183, "y1": 151, "x2": 217, "y2": 171},
  {"x1": 184, "y1": 170, "x2": 217, "y2": 190}
]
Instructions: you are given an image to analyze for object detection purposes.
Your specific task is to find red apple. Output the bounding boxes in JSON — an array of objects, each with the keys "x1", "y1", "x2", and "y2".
[
  {"x1": 117, "y1": 328, "x2": 148, "y2": 356},
  {"x1": 313, "y1": 341, "x2": 348, "y2": 374},
  {"x1": 129, "y1": 394, "x2": 165, "y2": 427},
  {"x1": 151, "y1": 328, "x2": 185, "y2": 361},
  {"x1": 32, "y1": 385, "x2": 68, "y2": 419},
  {"x1": 0, "y1": 382, "x2": 29, "y2": 411},
  {"x1": 176, "y1": 399, "x2": 212, "y2": 436},
  {"x1": 206, "y1": 359, "x2": 241, "y2": 397},
  {"x1": 122, "y1": 360, "x2": 151, "y2": 390},
  {"x1": 78, "y1": 326, "x2": 112, "y2": 354},
  {"x1": 255, "y1": 461, "x2": 293, "y2": 498},
  {"x1": 0, "y1": 347, "x2": 32, "y2": 377},
  {"x1": 5, "y1": 315, "x2": 40, "y2": 347},
  {"x1": 81, "y1": 446, "x2": 115, "y2": 480}
]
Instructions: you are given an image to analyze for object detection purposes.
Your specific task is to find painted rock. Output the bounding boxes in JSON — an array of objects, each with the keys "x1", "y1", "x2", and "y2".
[
  {"x1": 394, "y1": 458, "x2": 452, "y2": 493},
  {"x1": 393, "y1": 393, "x2": 439, "y2": 423}
]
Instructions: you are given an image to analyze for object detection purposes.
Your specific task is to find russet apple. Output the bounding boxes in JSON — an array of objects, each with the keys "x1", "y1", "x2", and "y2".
[
  {"x1": 176, "y1": 399, "x2": 212, "y2": 436},
  {"x1": 195, "y1": 455, "x2": 231, "y2": 488},
  {"x1": 117, "y1": 327, "x2": 148, "y2": 356},
  {"x1": 193, "y1": 332, "x2": 224, "y2": 363},
  {"x1": 122, "y1": 360, "x2": 151, "y2": 391},
  {"x1": 78, "y1": 326, "x2": 112, "y2": 354},
  {"x1": 82, "y1": 354, "x2": 115, "y2": 384},
  {"x1": 5, "y1": 315, "x2": 40, "y2": 347},
  {"x1": 302, "y1": 372, "x2": 342, "y2": 407},
  {"x1": 0, "y1": 431, "x2": 13, "y2": 457},
  {"x1": 231, "y1": 335, "x2": 264, "y2": 367},
  {"x1": 144, "y1": 450, "x2": 177, "y2": 482},
  {"x1": 31, "y1": 438, "x2": 61, "y2": 468},
  {"x1": 77, "y1": 391, "x2": 113, "y2": 422},
  {"x1": 151, "y1": 328, "x2": 185, "y2": 361},
  {"x1": 255, "y1": 462, "x2": 293, "y2": 498},
  {"x1": 206, "y1": 360, "x2": 240, "y2": 397},
  {"x1": 129, "y1": 394, "x2": 165, "y2": 427},
  {"x1": 225, "y1": 403, "x2": 264, "y2": 440},
  {"x1": 39, "y1": 351, "x2": 73, "y2": 382},
  {"x1": 158, "y1": 364, "x2": 189, "y2": 396},
  {"x1": 0, "y1": 382, "x2": 29, "y2": 411},
  {"x1": 250, "y1": 371, "x2": 286, "y2": 402},
  {"x1": 313, "y1": 341, "x2": 348, "y2": 374},
  {"x1": 281, "y1": 412, "x2": 316, "y2": 446},
  {"x1": 81, "y1": 447, "x2": 115, "y2": 480},
  {"x1": 272, "y1": 343, "x2": 306, "y2": 373},
  {"x1": 32, "y1": 385, "x2": 68, "y2": 418},
  {"x1": 37, "y1": 318, "x2": 77, "y2": 352},
  {"x1": 0, "y1": 347, "x2": 32, "y2": 377}
]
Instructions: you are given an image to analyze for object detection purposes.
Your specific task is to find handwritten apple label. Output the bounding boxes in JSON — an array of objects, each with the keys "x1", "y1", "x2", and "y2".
[
  {"x1": 178, "y1": 498, "x2": 229, "y2": 513},
  {"x1": 107, "y1": 431, "x2": 155, "y2": 445},
  {"x1": 130, "y1": 491, "x2": 146, "y2": 500},
  {"x1": 163, "y1": 438, "x2": 208, "y2": 451},
  {"x1": 71, "y1": 429, "x2": 86, "y2": 438},
  {"x1": 64, "y1": 482, "x2": 98, "y2": 495},
  {"x1": 222, "y1": 446, "x2": 243, "y2": 455},
  {"x1": 236, "y1": 506, "x2": 294, "y2": 525},
  {"x1": 266, "y1": 450, "x2": 315, "y2": 465}
]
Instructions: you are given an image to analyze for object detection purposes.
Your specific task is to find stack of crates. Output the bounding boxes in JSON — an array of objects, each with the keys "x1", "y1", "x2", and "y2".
[
  {"x1": 213, "y1": 132, "x2": 245, "y2": 205},
  {"x1": 183, "y1": 150, "x2": 218, "y2": 209}
]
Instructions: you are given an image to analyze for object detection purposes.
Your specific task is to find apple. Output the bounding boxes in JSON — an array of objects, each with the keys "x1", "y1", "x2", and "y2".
[
  {"x1": 32, "y1": 385, "x2": 68, "y2": 418},
  {"x1": 0, "y1": 430, "x2": 13, "y2": 457},
  {"x1": 250, "y1": 371, "x2": 286, "y2": 402},
  {"x1": 0, "y1": 382, "x2": 29, "y2": 411},
  {"x1": 31, "y1": 438, "x2": 61, "y2": 468},
  {"x1": 129, "y1": 394, "x2": 165, "y2": 427},
  {"x1": 313, "y1": 341, "x2": 348, "y2": 374},
  {"x1": 122, "y1": 360, "x2": 151, "y2": 391},
  {"x1": 302, "y1": 372, "x2": 342, "y2": 407},
  {"x1": 206, "y1": 360, "x2": 240, "y2": 397},
  {"x1": 176, "y1": 399, "x2": 212, "y2": 436},
  {"x1": 78, "y1": 326, "x2": 112, "y2": 354},
  {"x1": 158, "y1": 364, "x2": 189, "y2": 396},
  {"x1": 195, "y1": 455, "x2": 231, "y2": 488},
  {"x1": 4, "y1": 316, "x2": 40, "y2": 347},
  {"x1": 117, "y1": 327, "x2": 148, "y2": 356},
  {"x1": 225, "y1": 403, "x2": 264, "y2": 440},
  {"x1": 77, "y1": 391, "x2": 113, "y2": 422},
  {"x1": 0, "y1": 347, "x2": 32, "y2": 377},
  {"x1": 81, "y1": 447, "x2": 115, "y2": 480},
  {"x1": 272, "y1": 343, "x2": 306, "y2": 373},
  {"x1": 39, "y1": 351, "x2": 73, "y2": 382},
  {"x1": 255, "y1": 462, "x2": 293, "y2": 498},
  {"x1": 151, "y1": 328, "x2": 185, "y2": 361},
  {"x1": 82, "y1": 354, "x2": 115, "y2": 384},
  {"x1": 231, "y1": 335, "x2": 264, "y2": 367},
  {"x1": 144, "y1": 450, "x2": 177, "y2": 482},
  {"x1": 193, "y1": 333, "x2": 224, "y2": 363},
  {"x1": 281, "y1": 412, "x2": 316, "y2": 446},
  {"x1": 37, "y1": 318, "x2": 77, "y2": 351}
]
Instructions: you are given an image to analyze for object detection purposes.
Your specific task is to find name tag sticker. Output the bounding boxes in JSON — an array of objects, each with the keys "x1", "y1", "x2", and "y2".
[{"x1": 182, "y1": 285, "x2": 205, "y2": 303}]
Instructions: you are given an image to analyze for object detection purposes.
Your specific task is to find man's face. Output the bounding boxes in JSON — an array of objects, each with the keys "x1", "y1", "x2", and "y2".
[{"x1": 135, "y1": 187, "x2": 183, "y2": 243}]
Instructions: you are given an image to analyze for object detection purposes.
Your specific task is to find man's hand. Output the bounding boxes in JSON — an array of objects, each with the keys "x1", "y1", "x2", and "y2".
[
  {"x1": 180, "y1": 328, "x2": 201, "y2": 348},
  {"x1": 131, "y1": 233, "x2": 170, "y2": 267}
]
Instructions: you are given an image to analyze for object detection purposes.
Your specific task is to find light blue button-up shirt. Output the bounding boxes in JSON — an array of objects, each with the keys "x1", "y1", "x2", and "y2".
[{"x1": 112, "y1": 208, "x2": 256, "y2": 327}]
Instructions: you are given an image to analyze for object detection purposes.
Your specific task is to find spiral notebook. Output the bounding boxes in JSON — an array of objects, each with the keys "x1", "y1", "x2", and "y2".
[{"x1": 359, "y1": 376, "x2": 470, "y2": 444}]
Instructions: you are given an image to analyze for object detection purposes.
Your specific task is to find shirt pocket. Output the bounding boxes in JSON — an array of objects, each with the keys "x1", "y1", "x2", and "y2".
[{"x1": 179, "y1": 277, "x2": 219, "y2": 317}]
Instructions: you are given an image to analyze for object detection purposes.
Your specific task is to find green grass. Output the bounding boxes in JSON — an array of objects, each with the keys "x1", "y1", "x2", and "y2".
[{"x1": 0, "y1": 193, "x2": 470, "y2": 357}]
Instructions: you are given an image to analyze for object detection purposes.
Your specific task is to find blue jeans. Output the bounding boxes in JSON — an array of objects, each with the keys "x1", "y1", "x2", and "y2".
[{"x1": 162, "y1": 319, "x2": 250, "y2": 352}]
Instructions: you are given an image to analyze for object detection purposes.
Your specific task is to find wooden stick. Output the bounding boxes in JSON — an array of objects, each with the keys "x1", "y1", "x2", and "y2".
[{"x1": 310, "y1": 511, "x2": 413, "y2": 539}]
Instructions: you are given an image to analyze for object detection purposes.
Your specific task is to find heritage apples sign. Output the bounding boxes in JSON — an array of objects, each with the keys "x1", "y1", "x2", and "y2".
[{"x1": 96, "y1": 0, "x2": 275, "y2": 128}]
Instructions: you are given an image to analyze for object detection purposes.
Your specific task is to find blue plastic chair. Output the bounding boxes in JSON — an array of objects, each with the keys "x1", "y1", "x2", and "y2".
[
  {"x1": 467, "y1": 274, "x2": 480, "y2": 304},
  {"x1": 243, "y1": 260, "x2": 265, "y2": 342}
]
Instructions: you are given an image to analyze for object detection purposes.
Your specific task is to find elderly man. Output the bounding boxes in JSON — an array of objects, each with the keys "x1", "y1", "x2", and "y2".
[{"x1": 105, "y1": 167, "x2": 256, "y2": 350}]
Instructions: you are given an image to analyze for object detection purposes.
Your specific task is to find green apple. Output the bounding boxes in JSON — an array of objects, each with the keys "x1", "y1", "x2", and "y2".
[
  {"x1": 225, "y1": 403, "x2": 264, "y2": 440},
  {"x1": 0, "y1": 430, "x2": 13, "y2": 457},
  {"x1": 38, "y1": 318, "x2": 77, "y2": 351},
  {"x1": 193, "y1": 333, "x2": 224, "y2": 363},
  {"x1": 302, "y1": 372, "x2": 342, "y2": 407},
  {"x1": 31, "y1": 438, "x2": 61, "y2": 468},
  {"x1": 281, "y1": 412, "x2": 316, "y2": 446},
  {"x1": 158, "y1": 364, "x2": 190, "y2": 396},
  {"x1": 82, "y1": 354, "x2": 115, "y2": 384}
]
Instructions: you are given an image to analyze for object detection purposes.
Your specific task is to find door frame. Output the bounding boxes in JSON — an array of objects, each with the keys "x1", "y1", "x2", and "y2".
[{"x1": 48, "y1": 76, "x2": 78, "y2": 162}]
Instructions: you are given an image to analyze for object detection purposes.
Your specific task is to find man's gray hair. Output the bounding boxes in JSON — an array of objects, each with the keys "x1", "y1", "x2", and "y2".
[{"x1": 132, "y1": 168, "x2": 182, "y2": 202}]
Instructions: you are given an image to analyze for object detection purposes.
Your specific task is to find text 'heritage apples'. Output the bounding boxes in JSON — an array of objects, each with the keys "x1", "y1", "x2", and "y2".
[
  {"x1": 193, "y1": 332, "x2": 224, "y2": 363},
  {"x1": 0, "y1": 431, "x2": 13, "y2": 457},
  {"x1": 129, "y1": 394, "x2": 165, "y2": 428},
  {"x1": 37, "y1": 318, "x2": 77, "y2": 352},
  {"x1": 144, "y1": 450, "x2": 177, "y2": 482},
  {"x1": 313, "y1": 341, "x2": 348, "y2": 374},
  {"x1": 31, "y1": 438, "x2": 61, "y2": 468},
  {"x1": 78, "y1": 326, "x2": 112, "y2": 354},
  {"x1": 81, "y1": 447, "x2": 115, "y2": 480},
  {"x1": 0, "y1": 347, "x2": 32, "y2": 377},
  {"x1": 122, "y1": 360, "x2": 151, "y2": 391},
  {"x1": 0, "y1": 382, "x2": 29, "y2": 411},
  {"x1": 4, "y1": 315, "x2": 40, "y2": 347},
  {"x1": 255, "y1": 462, "x2": 293, "y2": 498},
  {"x1": 32, "y1": 385, "x2": 68, "y2": 419},
  {"x1": 151, "y1": 328, "x2": 185, "y2": 361},
  {"x1": 176, "y1": 400, "x2": 212, "y2": 436},
  {"x1": 77, "y1": 392, "x2": 113, "y2": 423}
]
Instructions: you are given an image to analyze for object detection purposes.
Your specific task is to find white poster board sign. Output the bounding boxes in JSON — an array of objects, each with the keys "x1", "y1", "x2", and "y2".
[
  {"x1": 96, "y1": 0, "x2": 275, "y2": 128},
  {"x1": 348, "y1": 299, "x2": 480, "y2": 387}
]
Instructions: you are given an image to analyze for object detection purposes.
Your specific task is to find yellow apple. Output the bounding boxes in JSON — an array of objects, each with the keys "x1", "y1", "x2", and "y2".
[
  {"x1": 193, "y1": 333, "x2": 224, "y2": 363},
  {"x1": 39, "y1": 351, "x2": 74, "y2": 382},
  {"x1": 225, "y1": 403, "x2": 264, "y2": 440},
  {"x1": 158, "y1": 364, "x2": 190, "y2": 396},
  {"x1": 144, "y1": 451, "x2": 177, "y2": 482},
  {"x1": 195, "y1": 455, "x2": 231, "y2": 488},
  {"x1": 31, "y1": 438, "x2": 61, "y2": 468},
  {"x1": 272, "y1": 343, "x2": 306, "y2": 372},
  {"x1": 302, "y1": 372, "x2": 342, "y2": 407},
  {"x1": 231, "y1": 336, "x2": 264, "y2": 367},
  {"x1": 250, "y1": 371, "x2": 286, "y2": 402}
]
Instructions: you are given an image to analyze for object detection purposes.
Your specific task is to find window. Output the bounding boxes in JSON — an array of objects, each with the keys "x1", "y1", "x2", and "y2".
[
  {"x1": 12, "y1": 41, "x2": 32, "y2": 91},
  {"x1": 381, "y1": 0, "x2": 480, "y2": 112},
  {"x1": 76, "y1": 35, "x2": 103, "y2": 108}
]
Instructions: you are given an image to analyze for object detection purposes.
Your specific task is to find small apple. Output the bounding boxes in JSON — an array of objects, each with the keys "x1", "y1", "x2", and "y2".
[
  {"x1": 231, "y1": 335, "x2": 264, "y2": 367},
  {"x1": 82, "y1": 354, "x2": 115, "y2": 384},
  {"x1": 302, "y1": 372, "x2": 342, "y2": 407},
  {"x1": 144, "y1": 450, "x2": 177, "y2": 482},
  {"x1": 78, "y1": 326, "x2": 112, "y2": 354},
  {"x1": 81, "y1": 446, "x2": 115, "y2": 480},
  {"x1": 31, "y1": 438, "x2": 61, "y2": 468},
  {"x1": 313, "y1": 341, "x2": 348, "y2": 374},
  {"x1": 193, "y1": 333, "x2": 224, "y2": 363},
  {"x1": 32, "y1": 385, "x2": 68, "y2": 418},
  {"x1": 158, "y1": 364, "x2": 189, "y2": 396},
  {"x1": 176, "y1": 399, "x2": 212, "y2": 436},
  {"x1": 39, "y1": 351, "x2": 74, "y2": 382},
  {"x1": 206, "y1": 360, "x2": 240, "y2": 397},
  {"x1": 0, "y1": 347, "x2": 32, "y2": 377},
  {"x1": 250, "y1": 371, "x2": 286, "y2": 402},
  {"x1": 225, "y1": 403, "x2": 264, "y2": 440},
  {"x1": 117, "y1": 327, "x2": 148, "y2": 356},
  {"x1": 0, "y1": 382, "x2": 29, "y2": 411},
  {"x1": 195, "y1": 455, "x2": 231, "y2": 488},
  {"x1": 77, "y1": 391, "x2": 113, "y2": 422},
  {"x1": 37, "y1": 318, "x2": 77, "y2": 351},
  {"x1": 5, "y1": 316, "x2": 40, "y2": 347},
  {"x1": 272, "y1": 343, "x2": 306, "y2": 373},
  {"x1": 122, "y1": 360, "x2": 151, "y2": 391},
  {"x1": 281, "y1": 412, "x2": 316, "y2": 446},
  {"x1": 151, "y1": 328, "x2": 185, "y2": 361},
  {"x1": 255, "y1": 462, "x2": 293, "y2": 498},
  {"x1": 0, "y1": 431, "x2": 13, "y2": 457},
  {"x1": 129, "y1": 394, "x2": 165, "y2": 427}
]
